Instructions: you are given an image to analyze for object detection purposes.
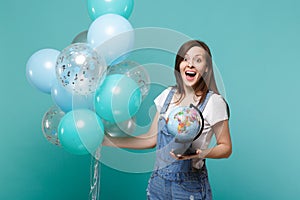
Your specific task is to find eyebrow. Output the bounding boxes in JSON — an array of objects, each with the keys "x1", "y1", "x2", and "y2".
[{"x1": 185, "y1": 53, "x2": 204, "y2": 57}]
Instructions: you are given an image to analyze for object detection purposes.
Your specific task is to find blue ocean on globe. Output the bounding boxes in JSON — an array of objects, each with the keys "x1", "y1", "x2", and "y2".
[{"x1": 167, "y1": 106, "x2": 202, "y2": 143}]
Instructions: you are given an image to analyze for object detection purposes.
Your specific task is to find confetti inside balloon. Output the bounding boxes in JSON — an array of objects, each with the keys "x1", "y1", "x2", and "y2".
[
  {"x1": 41, "y1": 106, "x2": 65, "y2": 146},
  {"x1": 56, "y1": 43, "x2": 107, "y2": 95}
]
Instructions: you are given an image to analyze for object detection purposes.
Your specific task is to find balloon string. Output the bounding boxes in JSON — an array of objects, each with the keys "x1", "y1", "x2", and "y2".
[{"x1": 89, "y1": 146, "x2": 102, "y2": 200}]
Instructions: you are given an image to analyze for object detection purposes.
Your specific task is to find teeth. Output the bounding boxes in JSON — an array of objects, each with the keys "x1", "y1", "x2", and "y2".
[{"x1": 185, "y1": 71, "x2": 196, "y2": 76}]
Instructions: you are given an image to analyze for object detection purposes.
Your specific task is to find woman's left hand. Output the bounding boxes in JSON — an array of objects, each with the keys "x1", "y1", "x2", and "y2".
[{"x1": 170, "y1": 149, "x2": 202, "y2": 160}]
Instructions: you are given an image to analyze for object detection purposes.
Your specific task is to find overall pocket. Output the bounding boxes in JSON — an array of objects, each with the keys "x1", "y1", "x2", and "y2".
[{"x1": 179, "y1": 177, "x2": 202, "y2": 192}]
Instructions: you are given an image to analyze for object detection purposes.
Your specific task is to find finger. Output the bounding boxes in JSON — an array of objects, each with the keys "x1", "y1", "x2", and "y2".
[
  {"x1": 169, "y1": 151, "x2": 178, "y2": 159},
  {"x1": 196, "y1": 149, "x2": 202, "y2": 154}
]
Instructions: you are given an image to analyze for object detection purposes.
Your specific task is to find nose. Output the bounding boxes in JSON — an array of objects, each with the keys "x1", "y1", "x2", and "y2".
[{"x1": 188, "y1": 61, "x2": 192, "y2": 67}]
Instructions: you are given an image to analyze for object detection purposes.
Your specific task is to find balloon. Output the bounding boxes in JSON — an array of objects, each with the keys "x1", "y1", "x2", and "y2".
[
  {"x1": 94, "y1": 74, "x2": 142, "y2": 122},
  {"x1": 58, "y1": 109, "x2": 104, "y2": 155},
  {"x1": 87, "y1": 0, "x2": 134, "y2": 20},
  {"x1": 51, "y1": 81, "x2": 94, "y2": 113},
  {"x1": 71, "y1": 30, "x2": 88, "y2": 44},
  {"x1": 26, "y1": 48, "x2": 60, "y2": 94},
  {"x1": 103, "y1": 117, "x2": 136, "y2": 137},
  {"x1": 108, "y1": 60, "x2": 150, "y2": 99},
  {"x1": 87, "y1": 14, "x2": 134, "y2": 65},
  {"x1": 41, "y1": 106, "x2": 65, "y2": 146},
  {"x1": 56, "y1": 43, "x2": 107, "y2": 95}
]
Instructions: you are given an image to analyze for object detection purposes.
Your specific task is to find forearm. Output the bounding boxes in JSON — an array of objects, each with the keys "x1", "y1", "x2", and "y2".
[
  {"x1": 102, "y1": 111, "x2": 160, "y2": 150},
  {"x1": 201, "y1": 120, "x2": 232, "y2": 159},
  {"x1": 102, "y1": 134, "x2": 157, "y2": 149},
  {"x1": 200, "y1": 143, "x2": 232, "y2": 159}
]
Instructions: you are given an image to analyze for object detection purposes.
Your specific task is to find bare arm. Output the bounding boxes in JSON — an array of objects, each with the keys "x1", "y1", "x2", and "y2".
[
  {"x1": 201, "y1": 120, "x2": 232, "y2": 159},
  {"x1": 102, "y1": 111, "x2": 160, "y2": 149}
]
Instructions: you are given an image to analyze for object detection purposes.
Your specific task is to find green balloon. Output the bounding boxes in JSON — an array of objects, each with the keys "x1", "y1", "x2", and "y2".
[
  {"x1": 58, "y1": 109, "x2": 104, "y2": 155},
  {"x1": 87, "y1": 0, "x2": 134, "y2": 20}
]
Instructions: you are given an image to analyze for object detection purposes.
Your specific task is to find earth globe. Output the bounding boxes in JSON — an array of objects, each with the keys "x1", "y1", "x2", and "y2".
[{"x1": 167, "y1": 104, "x2": 204, "y2": 155}]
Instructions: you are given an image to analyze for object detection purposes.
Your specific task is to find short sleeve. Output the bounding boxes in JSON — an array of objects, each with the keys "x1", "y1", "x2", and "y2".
[
  {"x1": 154, "y1": 87, "x2": 172, "y2": 113},
  {"x1": 204, "y1": 94, "x2": 229, "y2": 126}
]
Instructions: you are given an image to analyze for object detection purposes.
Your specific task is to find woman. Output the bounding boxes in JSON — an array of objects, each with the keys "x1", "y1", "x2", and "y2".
[{"x1": 102, "y1": 40, "x2": 232, "y2": 199}]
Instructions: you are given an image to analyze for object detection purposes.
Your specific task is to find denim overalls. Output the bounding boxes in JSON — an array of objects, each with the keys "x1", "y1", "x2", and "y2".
[{"x1": 147, "y1": 88, "x2": 213, "y2": 200}]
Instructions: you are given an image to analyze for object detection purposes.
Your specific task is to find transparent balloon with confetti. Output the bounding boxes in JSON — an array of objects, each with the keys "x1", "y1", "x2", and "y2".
[
  {"x1": 56, "y1": 43, "x2": 107, "y2": 95},
  {"x1": 41, "y1": 105, "x2": 65, "y2": 146}
]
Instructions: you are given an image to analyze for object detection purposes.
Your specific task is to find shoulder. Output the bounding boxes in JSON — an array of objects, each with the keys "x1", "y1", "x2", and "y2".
[
  {"x1": 154, "y1": 87, "x2": 174, "y2": 112},
  {"x1": 154, "y1": 87, "x2": 173, "y2": 103},
  {"x1": 207, "y1": 93, "x2": 227, "y2": 107},
  {"x1": 204, "y1": 93, "x2": 229, "y2": 126}
]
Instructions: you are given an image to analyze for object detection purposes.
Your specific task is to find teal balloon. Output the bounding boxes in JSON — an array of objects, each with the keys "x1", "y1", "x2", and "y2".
[
  {"x1": 26, "y1": 48, "x2": 60, "y2": 94},
  {"x1": 108, "y1": 60, "x2": 150, "y2": 98},
  {"x1": 87, "y1": 0, "x2": 134, "y2": 21},
  {"x1": 95, "y1": 74, "x2": 142, "y2": 122},
  {"x1": 58, "y1": 109, "x2": 104, "y2": 155}
]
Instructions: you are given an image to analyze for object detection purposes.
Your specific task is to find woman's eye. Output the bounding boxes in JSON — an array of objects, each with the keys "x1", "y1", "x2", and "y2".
[
  {"x1": 183, "y1": 58, "x2": 188, "y2": 62},
  {"x1": 196, "y1": 58, "x2": 201, "y2": 63}
]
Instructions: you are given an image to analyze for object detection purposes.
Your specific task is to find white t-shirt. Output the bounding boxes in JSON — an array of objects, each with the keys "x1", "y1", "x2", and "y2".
[{"x1": 154, "y1": 87, "x2": 229, "y2": 169}]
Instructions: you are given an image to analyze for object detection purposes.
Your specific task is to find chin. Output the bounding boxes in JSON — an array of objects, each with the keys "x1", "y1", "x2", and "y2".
[{"x1": 183, "y1": 76, "x2": 200, "y2": 88}]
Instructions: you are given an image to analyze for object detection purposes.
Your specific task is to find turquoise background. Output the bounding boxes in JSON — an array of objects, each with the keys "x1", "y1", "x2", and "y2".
[{"x1": 1, "y1": 0, "x2": 300, "y2": 199}]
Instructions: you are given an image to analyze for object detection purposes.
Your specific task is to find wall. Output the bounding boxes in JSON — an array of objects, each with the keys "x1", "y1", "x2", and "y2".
[{"x1": 0, "y1": 0, "x2": 299, "y2": 199}]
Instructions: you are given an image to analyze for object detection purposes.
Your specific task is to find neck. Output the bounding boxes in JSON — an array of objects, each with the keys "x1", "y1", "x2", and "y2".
[
  {"x1": 183, "y1": 85, "x2": 195, "y2": 95},
  {"x1": 175, "y1": 85, "x2": 201, "y2": 106}
]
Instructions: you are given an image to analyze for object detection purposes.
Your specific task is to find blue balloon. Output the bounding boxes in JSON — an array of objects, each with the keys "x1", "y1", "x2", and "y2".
[
  {"x1": 51, "y1": 82, "x2": 94, "y2": 113},
  {"x1": 87, "y1": 0, "x2": 134, "y2": 20},
  {"x1": 26, "y1": 49, "x2": 60, "y2": 94},
  {"x1": 87, "y1": 14, "x2": 134, "y2": 65},
  {"x1": 94, "y1": 74, "x2": 142, "y2": 122},
  {"x1": 58, "y1": 109, "x2": 104, "y2": 155}
]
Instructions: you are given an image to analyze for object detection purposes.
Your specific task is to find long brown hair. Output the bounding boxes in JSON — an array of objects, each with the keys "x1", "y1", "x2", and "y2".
[{"x1": 174, "y1": 40, "x2": 220, "y2": 105}]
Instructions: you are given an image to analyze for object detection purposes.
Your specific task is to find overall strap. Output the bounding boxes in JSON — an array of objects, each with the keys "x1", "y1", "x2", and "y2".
[
  {"x1": 198, "y1": 91, "x2": 213, "y2": 112},
  {"x1": 160, "y1": 87, "x2": 176, "y2": 114}
]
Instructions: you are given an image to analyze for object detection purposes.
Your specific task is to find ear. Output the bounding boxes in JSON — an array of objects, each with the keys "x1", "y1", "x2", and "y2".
[{"x1": 205, "y1": 66, "x2": 209, "y2": 72}]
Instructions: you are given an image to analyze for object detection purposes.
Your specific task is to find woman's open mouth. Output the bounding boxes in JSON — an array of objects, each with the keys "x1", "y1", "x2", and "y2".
[{"x1": 185, "y1": 70, "x2": 197, "y2": 81}]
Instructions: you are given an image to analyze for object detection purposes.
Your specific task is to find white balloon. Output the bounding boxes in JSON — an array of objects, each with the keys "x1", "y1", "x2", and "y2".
[{"x1": 87, "y1": 14, "x2": 134, "y2": 65}]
